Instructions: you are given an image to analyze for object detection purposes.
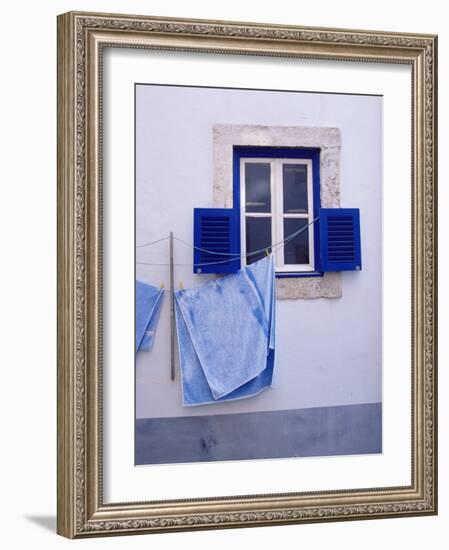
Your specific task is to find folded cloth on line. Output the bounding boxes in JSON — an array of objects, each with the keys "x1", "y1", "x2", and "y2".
[
  {"x1": 174, "y1": 255, "x2": 276, "y2": 406},
  {"x1": 136, "y1": 280, "x2": 164, "y2": 352}
]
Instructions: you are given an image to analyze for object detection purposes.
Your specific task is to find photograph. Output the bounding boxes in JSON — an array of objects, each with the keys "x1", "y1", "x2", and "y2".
[
  {"x1": 1, "y1": 0, "x2": 445, "y2": 546},
  {"x1": 55, "y1": 9, "x2": 437, "y2": 538},
  {"x1": 135, "y1": 83, "x2": 379, "y2": 465}
]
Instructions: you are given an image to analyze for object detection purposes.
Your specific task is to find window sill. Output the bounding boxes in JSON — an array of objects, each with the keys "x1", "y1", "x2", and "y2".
[
  {"x1": 275, "y1": 271, "x2": 324, "y2": 279},
  {"x1": 275, "y1": 271, "x2": 342, "y2": 300}
]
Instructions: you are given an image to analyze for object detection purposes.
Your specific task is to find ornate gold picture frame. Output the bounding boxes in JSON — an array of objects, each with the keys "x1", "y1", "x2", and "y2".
[{"x1": 57, "y1": 11, "x2": 437, "y2": 538}]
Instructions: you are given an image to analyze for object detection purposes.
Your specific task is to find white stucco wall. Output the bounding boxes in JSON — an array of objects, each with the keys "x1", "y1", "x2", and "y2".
[{"x1": 135, "y1": 84, "x2": 382, "y2": 419}]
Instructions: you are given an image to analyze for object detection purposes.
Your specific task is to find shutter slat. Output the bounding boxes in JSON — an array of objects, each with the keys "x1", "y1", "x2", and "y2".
[
  {"x1": 193, "y1": 208, "x2": 241, "y2": 274},
  {"x1": 319, "y1": 208, "x2": 362, "y2": 271}
]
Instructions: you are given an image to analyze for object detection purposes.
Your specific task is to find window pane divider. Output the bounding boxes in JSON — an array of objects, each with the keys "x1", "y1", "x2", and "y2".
[
  {"x1": 282, "y1": 213, "x2": 309, "y2": 218},
  {"x1": 245, "y1": 213, "x2": 272, "y2": 218}
]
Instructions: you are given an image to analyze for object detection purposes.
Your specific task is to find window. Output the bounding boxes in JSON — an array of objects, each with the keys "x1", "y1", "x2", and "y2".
[
  {"x1": 235, "y1": 147, "x2": 321, "y2": 276},
  {"x1": 193, "y1": 139, "x2": 361, "y2": 282}
]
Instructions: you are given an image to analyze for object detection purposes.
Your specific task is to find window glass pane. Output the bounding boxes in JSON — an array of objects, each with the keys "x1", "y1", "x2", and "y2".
[
  {"x1": 283, "y1": 163, "x2": 308, "y2": 214},
  {"x1": 245, "y1": 163, "x2": 271, "y2": 213},
  {"x1": 284, "y1": 218, "x2": 309, "y2": 265},
  {"x1": 246, "y1": 217, "x2": 271, "y2": 265}
]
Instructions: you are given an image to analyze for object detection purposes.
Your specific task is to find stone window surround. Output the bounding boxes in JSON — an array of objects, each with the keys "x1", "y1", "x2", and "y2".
[{"x1": 212, "y1": 124, "x2": 342, "y2": 300}]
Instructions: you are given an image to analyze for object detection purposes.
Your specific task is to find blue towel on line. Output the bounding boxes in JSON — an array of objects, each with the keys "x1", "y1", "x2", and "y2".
[
  {"x1": 174, "y1": 255, "x2": 276, "y2": 406},
  {"x1": 136, "y1": 280, "x2": 165, "y2": 352}
]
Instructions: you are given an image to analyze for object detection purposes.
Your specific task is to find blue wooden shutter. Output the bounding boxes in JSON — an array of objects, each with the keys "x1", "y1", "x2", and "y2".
[
  {"x1": 193, "y1": 208, "x2": 240, "y2": 274},
  {"x1": 319, "y1": 208, "x2": 362, "y2": 271}
]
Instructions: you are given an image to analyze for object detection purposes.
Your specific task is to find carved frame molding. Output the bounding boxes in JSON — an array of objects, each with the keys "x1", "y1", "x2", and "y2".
[{"x1": 57, "y1": 11, "x2": 437, "y2": 538}]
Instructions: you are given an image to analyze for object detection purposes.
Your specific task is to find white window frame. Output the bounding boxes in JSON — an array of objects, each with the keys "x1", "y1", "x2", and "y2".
[{"x1": 240, "y1": 157, "x2": 315, "y2": 273}]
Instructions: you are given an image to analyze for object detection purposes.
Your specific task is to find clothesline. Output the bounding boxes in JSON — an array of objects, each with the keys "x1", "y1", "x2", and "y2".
[
  {"x1": 136, "y1": 235, "x2": 171, "y2": 248},
  {"x1": 136, "y1": 216, "x2": 319, "y2": 268}
]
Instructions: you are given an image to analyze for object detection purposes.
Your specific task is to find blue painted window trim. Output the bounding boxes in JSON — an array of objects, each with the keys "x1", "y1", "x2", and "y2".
[
  {"x1": 319, "y1": 208, "x2": 362, "y2": 271},
  {"x1": 233, "y1": 146, "x2": 323, "y2": 278},
  {"x1": 193, "y1": 208, "x2": 240, "y2": 274}
]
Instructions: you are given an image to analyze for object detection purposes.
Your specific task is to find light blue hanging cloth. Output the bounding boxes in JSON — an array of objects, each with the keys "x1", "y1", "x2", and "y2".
[
  {"x1": 136, "y1": 280, "x2": 165, "y2": 352},
  {"x1": 174, "y1": 255, "x2": 276, "y2": 406}
]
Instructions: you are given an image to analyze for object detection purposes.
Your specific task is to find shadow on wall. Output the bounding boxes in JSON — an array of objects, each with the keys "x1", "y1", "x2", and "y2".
[{"x1": 24, "y1": 515, "x2": 56, "y2": 533}]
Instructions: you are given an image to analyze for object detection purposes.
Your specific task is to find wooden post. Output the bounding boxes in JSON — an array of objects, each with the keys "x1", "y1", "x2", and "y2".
[{"x1": 169, "y1": 232, "x2": 175, "y2": 381}]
